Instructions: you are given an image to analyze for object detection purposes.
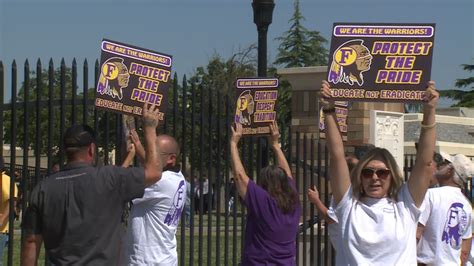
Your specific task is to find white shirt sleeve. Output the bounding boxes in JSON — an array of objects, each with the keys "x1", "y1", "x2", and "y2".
[
  {"x1": 334, "y1": 186, "x2": 353, "y2": 223},
  {"x1": 463, "y1": 210, "x2": 474, "y2": 240},
  {"x1": 327, "y1": 197, "x2": 339, "y2": 223},
  {"x1": 418, "y1": 190, "x2": 432, "y2": 226}
]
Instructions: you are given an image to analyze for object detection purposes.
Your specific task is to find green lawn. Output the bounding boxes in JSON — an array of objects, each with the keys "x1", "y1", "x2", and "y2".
[
  {"x1": 5, "y1": 214, "x2": 243, "y2": 265},
  {"x1": 4, "y1": 232, "x2": 240, "y2": 265},
  {"x1": 2, "y1": 235, "x2": 45, "y2": 266},
  {"x1": 177, "y1": 233, "x2": 242, "y2": 265}
]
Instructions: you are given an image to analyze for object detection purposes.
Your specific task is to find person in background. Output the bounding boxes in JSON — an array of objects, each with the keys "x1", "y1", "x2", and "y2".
[
  {"x1": 230, "y1": 121, "x2": 301, "y2": 265},
  {"x1": 226, "y1": 177, "x2": 236, "y2": 216},
  {"x1": 0, "y1": 157, "x2": 18, "y2": 265},
  {"x1": 417, "y1": 152, "x2": 474, "y2": 265},
  {"x1": 51, "y1": 163, "x2": 60, "y2": 174},
  {"x1": 202, "y1": 176, "x2": 210, "y2": 214},
  {"x1": 184, "y1": 174, "x2": 192, "y2": 228},
  {"x1": 193, "y1": 176, "x2": 200, "y2": 215},
  {"x1": 345, "y1": 154, "x2": 360, "y2": 172}
]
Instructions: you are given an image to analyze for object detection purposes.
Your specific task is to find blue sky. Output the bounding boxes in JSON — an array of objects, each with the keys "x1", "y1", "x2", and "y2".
[{"x1": 0, "y1": 0, "x2": 473, "y2": 105}]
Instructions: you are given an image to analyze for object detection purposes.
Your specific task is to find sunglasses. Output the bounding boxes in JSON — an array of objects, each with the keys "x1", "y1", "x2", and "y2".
[
  {"x1": 433, "y1": 154, "x2": 451, "y2": 167},
  {"x1": 361, "y1": 168, "x2": 391, "y2": 179}
]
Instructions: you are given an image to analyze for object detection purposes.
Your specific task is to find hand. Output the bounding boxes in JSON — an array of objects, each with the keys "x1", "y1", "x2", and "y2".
[
  {"x1": 307, "y1": 185, "x2": 320, "y2": 204},
  {"x1": 121, "y1": 143, "x2": 136, "y2": 168},
  {"x1": 319, "y1": 80, "x2": 335, "y2": 110},
  {"x1": 142, "y1": 102, "x2": 160, "y2": 129},
  {"x1": 422, "y1": 81, "x2": 439, "y2": 110},
  {"x1": 231, "y1": 123, "x2": 243, "y2": 145},
  {"x1": 130, "y1": 129, "x2": 144, "y2": 150},
  {"x1": 268, "y1": 121, "x2": 280, "y2": 147}
]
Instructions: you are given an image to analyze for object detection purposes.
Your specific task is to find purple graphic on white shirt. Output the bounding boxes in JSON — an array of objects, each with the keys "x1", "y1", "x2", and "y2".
[
  {"x1": 164, "y1": 180, "x2": 186, "y2": 226},
  {"x1": 442, "y1": 202, "x2": 468, "y2": 249}
]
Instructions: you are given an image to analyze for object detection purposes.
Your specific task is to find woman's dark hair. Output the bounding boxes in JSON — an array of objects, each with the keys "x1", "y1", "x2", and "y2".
[{"x1": 258, "y1": 165, "x2": 298, "y2": 214}]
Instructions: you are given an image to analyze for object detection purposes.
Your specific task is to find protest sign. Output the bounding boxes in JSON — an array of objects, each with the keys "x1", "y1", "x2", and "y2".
[
  {"x1": 235, "y1": 78, "x2": 278, "y2": 136},
  {"x1": 95, "y1": 39, "x2": 172, "y2": 120},
  {"x1": 319, "y1": 101, "x2": 348, "y2": 141},
  {"x1": 327, "y1": 23, "x2": 435, "y2": 102}
]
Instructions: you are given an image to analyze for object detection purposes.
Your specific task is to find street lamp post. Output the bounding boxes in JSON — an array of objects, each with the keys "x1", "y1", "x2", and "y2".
[
  {"x1": 252, "y1": 0, "x2": 274, "y2": 168},
  {"x1": 252, "y1": 0, "x2": 275, "y2": 77}
]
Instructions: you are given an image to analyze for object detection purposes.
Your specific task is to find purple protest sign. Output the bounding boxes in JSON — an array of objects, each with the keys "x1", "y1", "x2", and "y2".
[
  {"x1": 235, "y1": 78, "x2": 279, "y2": 136},
  {"x1": 327, "y1": 23, "x2": 435, "y2": 102},
  {"x1": 95, "y1": 39, "x2": 173, "y2": 119}
]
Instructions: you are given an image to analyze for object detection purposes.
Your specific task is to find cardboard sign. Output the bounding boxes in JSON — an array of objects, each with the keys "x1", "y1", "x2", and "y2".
[
  {"x1": 319, "y1": 101, "x2": 348, "y2": 141},
  {"x1": 327, "y1": 23, "x2": 435, "y2": 102},
  {"x1": 234, "y1": 78, "x2": 278, "y2": 136},
  {"x1": 95, "y1": 39, "x2": 172, "y2": 120}
]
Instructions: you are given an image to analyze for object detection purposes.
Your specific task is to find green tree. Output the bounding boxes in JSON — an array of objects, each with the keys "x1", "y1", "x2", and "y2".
[
  {"x1": 180, "y1": 46, "x2": 257, "y2": 173},
  {"x1": 267, "y1": 67, "x2": 292, "y2": 153},
  {"x1": 439, "y1": 63, "x2": 474, "y2": 107},
  {"x1": 272, "y1": 0, "x2": 329, "y2": 149},
  {"x1": 3, "y1": 59, "x2": 119, "y2": 162},
  {"x1": 189, "y1": 46, "x2": 257, "y2": 99},
  {"x1": 273, "y1": 0, "x2": 328, "y2": 67}
]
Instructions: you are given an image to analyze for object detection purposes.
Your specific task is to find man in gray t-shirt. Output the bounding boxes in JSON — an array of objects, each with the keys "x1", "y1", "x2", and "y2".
[{"x1": 21, "y1": 103, "x2": 163, "y2": 265}]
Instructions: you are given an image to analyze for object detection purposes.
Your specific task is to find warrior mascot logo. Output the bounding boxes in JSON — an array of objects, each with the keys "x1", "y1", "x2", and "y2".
[
  {"x1": 97, "y1": 57, "x2": 130, "y2": 100},
  {"x1": 442, "y1": 202, "x2": 468, "y2": 249},
  {"x1": 328, "y1": 39, "x2": 373, "y2": 86},
  {"x1": 235, "y1": 90, "x2": 255, "y2": 126}
]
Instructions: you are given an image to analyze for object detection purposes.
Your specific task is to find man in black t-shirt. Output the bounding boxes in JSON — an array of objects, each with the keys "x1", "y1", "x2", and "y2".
[{"x1": 21, "y1": 103, "x2": 163, "y2": 266}]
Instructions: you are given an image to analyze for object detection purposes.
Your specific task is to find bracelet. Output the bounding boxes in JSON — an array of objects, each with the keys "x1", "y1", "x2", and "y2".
[
  {"x1": 322, "y1": 107, "x2": 336, "y2": 114},
  {"x1": 421, "y1": 121, "x2": 436, "y2": 129}
]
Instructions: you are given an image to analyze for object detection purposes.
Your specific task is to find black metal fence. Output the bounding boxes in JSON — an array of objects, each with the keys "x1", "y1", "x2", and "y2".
[{"x1": 0, "y1": 59, "x2": 472, "y2": 266}]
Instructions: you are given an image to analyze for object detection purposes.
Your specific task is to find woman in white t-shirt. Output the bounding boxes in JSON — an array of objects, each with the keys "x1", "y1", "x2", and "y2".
[{"x1": 319, "y1": 80, "x2": 439, "y2": 265}]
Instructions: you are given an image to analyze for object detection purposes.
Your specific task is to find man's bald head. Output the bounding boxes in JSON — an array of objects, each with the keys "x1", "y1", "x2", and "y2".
[
  {"x1": 157, "y1": 135, "x2": 180, "y2": 168},
  {"x1": 157, "y1": 135, "x2": 180, "y2": 155}
]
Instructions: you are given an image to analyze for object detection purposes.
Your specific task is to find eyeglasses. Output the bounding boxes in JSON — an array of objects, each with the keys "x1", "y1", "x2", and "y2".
[{"x1": 361, "y1": 168, "x2": 391, "y2": 179}]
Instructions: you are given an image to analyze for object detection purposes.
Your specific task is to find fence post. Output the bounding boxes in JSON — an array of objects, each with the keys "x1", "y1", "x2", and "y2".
[
  {"x1": 7, "y1": 60, "x2": 17, "y2": 266},
  {"x1": 34, "y1": 58, "x2": 42, "y2": 205},
  {"x1": 71, "y1": 59, "x2": 77, "y2": 125},
  {"x1": 179, "y1": 74, "x2": 187, "y2": 266},
  {"x1": 189, "y1": 82, "x2": 196, "y2": 266},
  {"x1": 83, "y1": 59, "x2": 88, "y2": 125},
  {"x1": 47, "y1": 59, "x2": 54, "y2": 174},
  {"x1": 59, "y1": 59, "x2": 66, "y2": 166}
]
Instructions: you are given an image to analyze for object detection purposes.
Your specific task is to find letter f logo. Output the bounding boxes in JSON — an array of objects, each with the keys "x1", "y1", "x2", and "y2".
[
  {"x1": 239, "y1": 97, "x2": 248, "y2": 111},
  {"x1": 103, "y1": 63, "x2": 118, "y2": 79},
  {"x1": 335, "y1": 47, "x2": 357, "y2": 66},
  {"x1": 339, "y1": 48, "x2": 353, "y2": 63}
]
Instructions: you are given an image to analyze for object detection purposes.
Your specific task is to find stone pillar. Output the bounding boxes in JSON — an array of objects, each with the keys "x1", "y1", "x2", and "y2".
[{"x1": 369, "y1": 110, "x2": 405, "y2": 167}]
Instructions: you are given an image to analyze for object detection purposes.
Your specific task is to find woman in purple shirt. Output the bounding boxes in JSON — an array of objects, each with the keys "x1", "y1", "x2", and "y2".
[{"x1": 230, "y1": 121, "x2": 302, "y2": 266}]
